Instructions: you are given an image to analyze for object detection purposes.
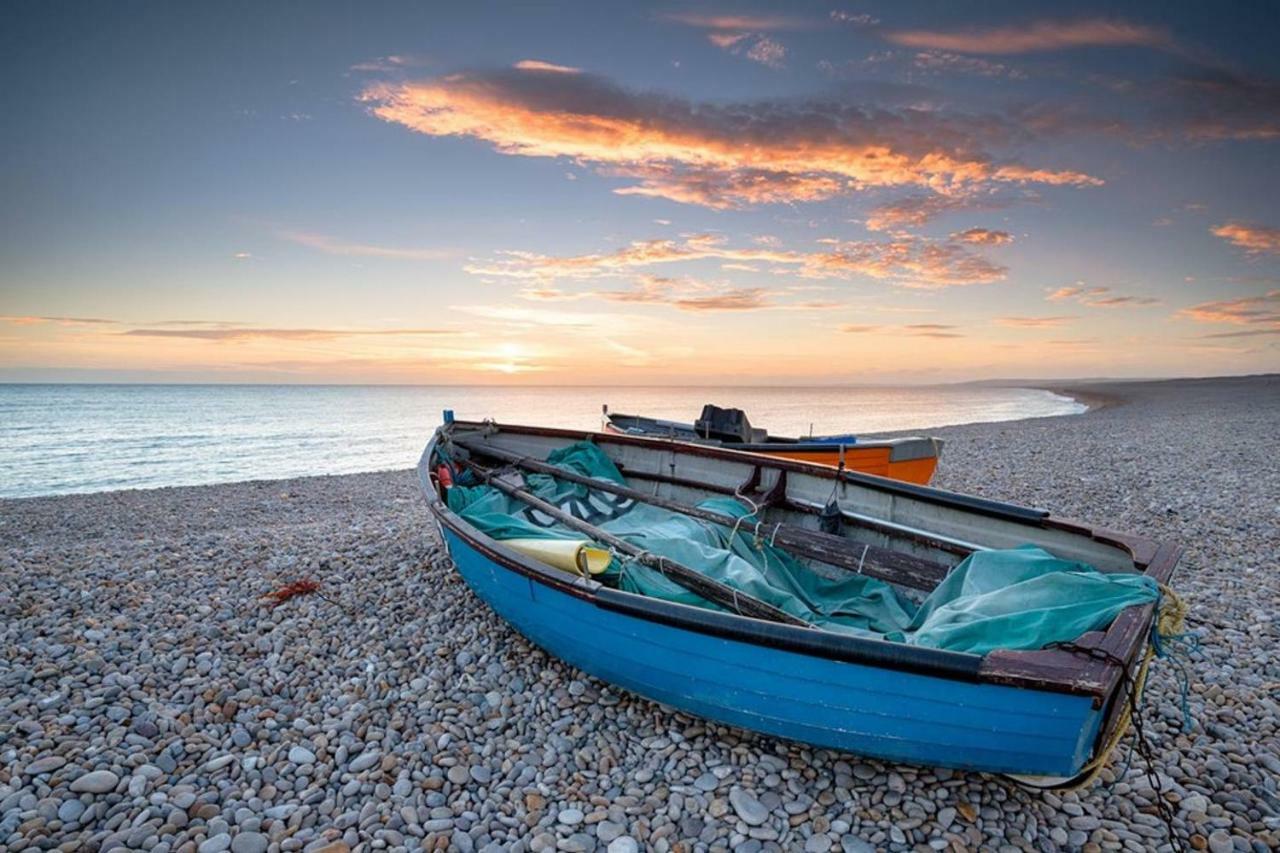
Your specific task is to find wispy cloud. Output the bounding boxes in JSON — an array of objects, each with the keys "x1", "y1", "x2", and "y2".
[
  {"x1": 122, "y1": 327, "x2": 456, "y2": 342},
  {"x1": 996, "y1": 315, "x2": 1075, "y2": 328},
  {"x1": 361, "y1": 65, "x2": 1101, "y2": 210},
  {"x1": 350, "y1": 54, "x2": 432, "y2": 73},
  {"x1": 903, "y1": 323, "x2": 964, "y2": 338},
  {"x1": 1175, "y1": 71, "x2": 1280, "y2": 142},
  {"x1": 468, "y1": 232, "x2": 1007, "y2": 288},
  {"x1": 701, "y1": 31, "x2": 787, "y2": 67},
  {"x1": 1, "y1": 315, "x2": 117, "y2": 326},
  {"x1": 1212, "y1": 221, "x2": 1280, "y2": 255},
  {"x1": 1179, "y1": 290, "x2": 1280, "y2": 333},
  {"x1": 278, "y1": 230, "x2": 454, "y2": 260},
  {"x1": 951, "y1": 228, "x2": 1013, "y2": 245},
  {"x1": 659, "y1": 12, "x2": 816, "y2": 31},
  {"x1": 513, "y1": 59, "x2": 581, "y2": 74},
  {"x1": 744, "y1": 36, "x2": 786, "y2": 68},
  {"x1": 520, "y1": 274, "x2": 838, "y2": 313},
  {"x1": 839, "y1": 322, "x2": 962, "y2": 338},
  {"x1": 884, "y1": 18, "x2": 1176, "y2": 55},
  {"x1": 865, "y1": 194, "x2": 1014, "y2": 232},
  {"x1": 1047, "y1": 285, "x2": 1160, "y2": 307},
  {"x1": 830, "y1": 11, "x2": 879, "y2": 28},
  {"x1": 912, "y1": 51, "x2": 1027, "y2": 79}
]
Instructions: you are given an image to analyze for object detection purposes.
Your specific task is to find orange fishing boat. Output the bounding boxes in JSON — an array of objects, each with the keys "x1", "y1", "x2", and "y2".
[{"x1": 603, "y1": 404, "x2": 941, "y2": 485}]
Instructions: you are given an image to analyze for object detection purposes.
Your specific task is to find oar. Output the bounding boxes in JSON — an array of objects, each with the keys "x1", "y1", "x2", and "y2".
[
  {"x1": 453, "y1": 438, "x2": 949, "y2": 590},
  {"x1": 454, "y1": 457, "x2": 811, "y2": 628}
]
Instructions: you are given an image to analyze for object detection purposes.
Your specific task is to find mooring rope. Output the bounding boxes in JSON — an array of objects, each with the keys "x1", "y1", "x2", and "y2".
[{"x1": 1006, "y1": 583, "x2": 1189, "y2": 852}]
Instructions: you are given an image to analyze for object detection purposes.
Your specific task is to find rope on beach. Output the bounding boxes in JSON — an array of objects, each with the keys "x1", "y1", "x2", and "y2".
[{"x1": 1005, "y1": 584, "x2": 1189, "y2": 852}]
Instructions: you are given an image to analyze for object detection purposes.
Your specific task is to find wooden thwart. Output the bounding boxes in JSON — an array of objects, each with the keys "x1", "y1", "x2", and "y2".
[
  {"x1": 453, "y1": 438, "x2": 950, "y2": 590},
  {"x1": 455, "y1": 457, "x2": 811, "y2": 628}
]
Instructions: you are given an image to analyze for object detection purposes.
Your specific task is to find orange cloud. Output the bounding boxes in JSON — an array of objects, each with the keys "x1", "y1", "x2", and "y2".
[
  {"x1": 838, "y1": 323, "x2": 962, "y2": 338},
  {"x1": 952, "y1": 228, "x2": 1013, "y2": 245},
  {"x1": 1179, "y1": 291, "x2": 1280, "y2": 332},
  {"x1": 708, "y1": 32, "x2": 749, "y2": 48},
  {"x1": 122, "y1": 327, "x2": 457, "y2": 342},
  {"x1": 361, "y1": 66, "x2": 1101, "y2": 209},
  {"x1": 903, "y1": 323, "x2": 963, "y2": 338},
  {"x1": 1047, "y1": 285, "x2": 1159, "y2": 307},
  {"x1": 521, "y1": 274, "x2": 836, "y2": 313},
  {"x1": 1, "y1": 315, "x2": 117, "y2": 326},
  {"x1": 278, "y1": 230, "x2": 454, "y2": 260},
  {"x1": 469, "y1": 232, "x2": 1006, "y2": 288},
  {"x1": 995, "y1": 315, "x2": 1075, "y2": 328},
  {"x1": 865, "y1": 194, "x2": 1015, "y2": 231},
  {"x1": 885, "y1": 19, "x2": 1175, "y2": 55},
  {"x1": 660, "y1": 12, "x2": 815, "y2": 31},
  {"x1": 803, "y1": 239, "x2": 1006, "y2": 288},
  {"x1": 1212, "y1": 221, "x2": 1280, "y2": 255},
  {"x1": 513, "y1": 59, "x2": 581, "y2": 74}
]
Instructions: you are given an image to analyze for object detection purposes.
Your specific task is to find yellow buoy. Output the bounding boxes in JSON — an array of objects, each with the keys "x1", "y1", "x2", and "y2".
[{"x1": 502, "y1": 538, "x2": 611, "y2": 577}]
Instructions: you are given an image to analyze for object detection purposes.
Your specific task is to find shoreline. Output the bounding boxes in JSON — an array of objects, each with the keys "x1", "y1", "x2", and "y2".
[
  {"x1": 0, "y1": 375, "x2": 1267, "y2": 503},
  {"x1": 2, "y1": 372, "x2": 1276, "y2": 850},
  {"x1": 1, "y1": 383, "x2": 1092, "y2": 503}
]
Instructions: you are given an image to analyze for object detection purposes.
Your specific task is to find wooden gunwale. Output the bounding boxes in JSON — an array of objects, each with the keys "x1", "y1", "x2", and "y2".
[{"x1": 453, "y1": 420, "x2": 1045, "y2": 521}]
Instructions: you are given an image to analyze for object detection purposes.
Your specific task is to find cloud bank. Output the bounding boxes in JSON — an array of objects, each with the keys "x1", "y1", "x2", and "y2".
[{"x1": 362, "y1": 64, "x2": 1101, "y2": 210}]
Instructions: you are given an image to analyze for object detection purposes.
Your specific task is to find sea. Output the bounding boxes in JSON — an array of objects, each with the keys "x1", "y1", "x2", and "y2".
[{"x1": 0, "y1": 384, "x2": 1086, "y2": 498}]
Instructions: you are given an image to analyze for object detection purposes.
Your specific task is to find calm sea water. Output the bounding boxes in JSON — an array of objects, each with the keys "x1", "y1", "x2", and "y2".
[{"x1": 0, "y1": 384, "x2": 1085, "y2": 498}]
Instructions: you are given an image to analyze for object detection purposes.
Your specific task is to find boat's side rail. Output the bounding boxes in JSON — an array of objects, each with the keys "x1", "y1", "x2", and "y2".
[
  {"x1": 594, "y1": 588, "x2": 984, "y2": 681},
  {"x1": 450, "y1": 421, "x2": 1138, "y2": 573}
]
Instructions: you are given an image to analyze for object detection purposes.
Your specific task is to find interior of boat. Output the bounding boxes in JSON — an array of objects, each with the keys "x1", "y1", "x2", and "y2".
[{"x1": 425, "y1": 419, "x2": 1167, "y2": 670}]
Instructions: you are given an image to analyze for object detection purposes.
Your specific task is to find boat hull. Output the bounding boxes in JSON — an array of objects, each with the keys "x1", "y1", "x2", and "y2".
[
  {"x1": 444, "y1": 528, "x2": 1104, "y2": 776},
  {"x1": 602, "y1": 422, "x2": 939, "y2": 484},
  {"x1": 744, "y1": 444, "x2": 937, "y2": 484}
]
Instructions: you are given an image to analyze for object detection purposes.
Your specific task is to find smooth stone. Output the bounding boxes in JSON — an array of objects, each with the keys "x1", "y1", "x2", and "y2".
[
  {"x1": 607, "y1": 839, "x2": 638, "y2": 853},
  {"x1": 348, "y1": 752, "x2": 380, "y2": 773},
  {"x1": 558, "y1": 808, "x2": 584, "y2": 826},
  {"x1": 27, "y1": 756, "x2": 68, "y2": 775},
  {"x1": 1207, "y1": 830, "x2": 1234, "y2": 853},
  {"x1": 231, "y1": 832, "x2": 269, "y2": 853},
  {"x1": 70, "y1": 770, "x2": 120, "y2": 794},
  {"x1": 288, "y1": 746, "x2": 316, "y2": 765},
  {"x1": 729, "y1": 789, "x2": 769, "y2": 826},
  {"x1": 58, "y1": 799, "x2": 87, "y2": 823},
  {"x1": 199, "y1": 833, "x2": 232, "y2": 853}
]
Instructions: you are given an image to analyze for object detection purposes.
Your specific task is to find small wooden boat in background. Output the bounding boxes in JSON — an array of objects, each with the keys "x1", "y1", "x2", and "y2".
[
  {"x1": 603, "y1": 404, "x2": 942, "y2": 485},
  {"x1": 419, "y1": 418, "x2": 1180, "y2": 779}
]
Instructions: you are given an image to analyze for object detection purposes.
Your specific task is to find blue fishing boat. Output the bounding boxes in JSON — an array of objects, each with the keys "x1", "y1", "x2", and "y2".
[{"x1": 418, "y1": 419, "x2": 1180, "y2": 781}]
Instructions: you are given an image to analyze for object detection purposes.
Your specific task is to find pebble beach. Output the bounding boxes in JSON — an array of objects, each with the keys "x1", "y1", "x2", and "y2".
[{"x1": 1, "y1": 374, "x2": 1277, "y2": 853}]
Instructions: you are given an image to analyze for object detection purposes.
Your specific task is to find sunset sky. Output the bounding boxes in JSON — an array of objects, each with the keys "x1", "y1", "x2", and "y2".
[{"x1": 2, "y1": 2, "x2": 1279, "y2": 384}]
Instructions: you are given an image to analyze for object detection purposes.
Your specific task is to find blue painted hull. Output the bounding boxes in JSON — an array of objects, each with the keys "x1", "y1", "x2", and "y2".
[{"x1": 444, "y1": 530, "x2": 1104, "y2": 777}]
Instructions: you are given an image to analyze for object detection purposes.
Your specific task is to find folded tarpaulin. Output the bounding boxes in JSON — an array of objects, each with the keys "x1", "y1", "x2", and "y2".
[{"x1": 447, "y1": 441, "x2": 1159, "y2": 654}]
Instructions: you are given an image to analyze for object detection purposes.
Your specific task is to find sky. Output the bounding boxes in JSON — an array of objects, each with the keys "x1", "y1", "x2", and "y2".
[{"x1": 2, "y1": 1, "x2": 1279, "y2": 385}]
